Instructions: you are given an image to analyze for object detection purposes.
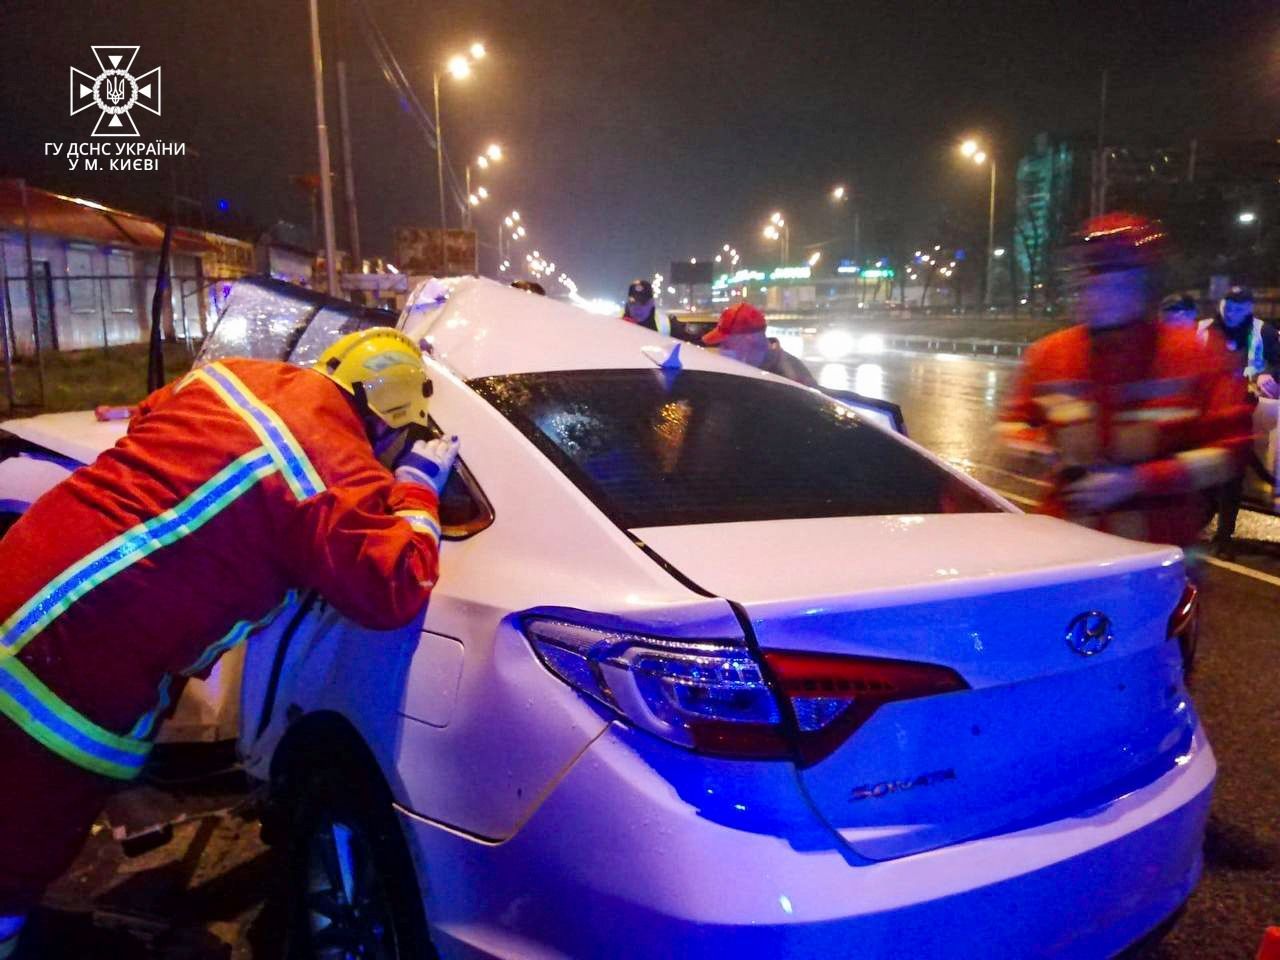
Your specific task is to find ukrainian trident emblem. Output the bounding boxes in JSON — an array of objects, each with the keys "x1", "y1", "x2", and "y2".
[{"x1": 70, "y1": 46, "x2": 161, "y2": 137}]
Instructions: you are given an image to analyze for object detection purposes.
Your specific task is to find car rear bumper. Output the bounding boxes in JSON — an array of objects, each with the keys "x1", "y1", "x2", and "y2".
[{"x1": 399, "y1": 721, "x2": 1215, "y2": 960}]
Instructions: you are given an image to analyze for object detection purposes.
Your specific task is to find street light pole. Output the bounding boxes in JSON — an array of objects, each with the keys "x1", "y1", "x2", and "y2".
[
  {"x1": 433, "y1": 70, "x2": 446, "y2": 231},
  {"x1": 985, "y1": 158, "x2": 996, "y2": 307},
  {"x1": 464, "y1": 164, "x2": 471, "y2": 229},
  {"x1": 307, "y1": 0, "x2": 338, "y2": 295}
]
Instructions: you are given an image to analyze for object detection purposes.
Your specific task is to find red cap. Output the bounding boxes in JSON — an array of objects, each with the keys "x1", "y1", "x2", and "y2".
[
  {"x1": 702, "y1": 302, "x2": 766, "y2": 345},
  {"x1": 1069, "y1": 212, "x2": 1166, "y2": 272}
]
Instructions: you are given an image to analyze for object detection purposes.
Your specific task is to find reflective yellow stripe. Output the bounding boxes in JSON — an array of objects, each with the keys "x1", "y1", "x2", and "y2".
[
  {"x1": 396, "y1": 510, "x2": 441, "y2": 542},
  {"x1": 195, "y1": 363, "x2": 326, "y2": 500},
  {"x1": 0, "y1": 656, "x2": 150, "y2": 780},
  {"x1": 0, "y1": 448, "x2": 277, "y2": 659}
]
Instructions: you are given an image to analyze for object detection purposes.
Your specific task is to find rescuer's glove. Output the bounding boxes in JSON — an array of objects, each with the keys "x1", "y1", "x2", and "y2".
[
  {"x1": 395, "y1": 436, "x2": 460, "y2": 496},
  {"x1": 1060, "y1": 465, "x2": 1141, "y2": 514}
]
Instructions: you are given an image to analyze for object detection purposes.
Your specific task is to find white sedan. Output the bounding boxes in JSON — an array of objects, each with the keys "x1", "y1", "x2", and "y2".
[
  {"x1": 6, "y1": 276, "x2": 1213, "y2": 958},
  {"x1": 249, "y1": 277, "x2": 1209, "y2": 959}
]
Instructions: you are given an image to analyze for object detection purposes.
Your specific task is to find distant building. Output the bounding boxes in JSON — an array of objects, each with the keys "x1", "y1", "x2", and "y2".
[
  {"x1": 0, "y1": 182, "x2": 318, "y2": 356},
  {"x1": 1012, "y1": 135, "x2": 1280, "y2": 302}
]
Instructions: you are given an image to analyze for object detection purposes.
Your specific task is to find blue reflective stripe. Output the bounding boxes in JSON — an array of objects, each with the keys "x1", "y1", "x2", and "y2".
[
  {"x1": 183, "y1": 590, "x2": 300, "y2": 678},
  {"x1": 129, "y1": 590, "x2": 302, "y2": 741},
  {"x1": 0, "y1": 449, "x2": 277, "y2": 656},
  {"x1": 0, "y1": 659, "x2": 149, "y2": 778},
  {"x1": 396, "y1": 511, "x2": 441, "y2": 541},
  {"x1": 128, "y1": 675, "x2": 173, "y2": 740},
  {"x1": 201, "y1": 364, "x2": 323, "y2": 499}
]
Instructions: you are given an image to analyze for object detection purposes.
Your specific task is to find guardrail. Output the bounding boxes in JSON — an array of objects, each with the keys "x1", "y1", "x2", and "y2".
[{"x1": 878, "y1": 333, "x2": 1028, "y2": 358}]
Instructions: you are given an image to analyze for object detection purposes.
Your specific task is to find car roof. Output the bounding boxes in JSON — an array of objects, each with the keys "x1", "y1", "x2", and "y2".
[{"x1": 399, "y1": 276, "x2": 763, "y2": 381}]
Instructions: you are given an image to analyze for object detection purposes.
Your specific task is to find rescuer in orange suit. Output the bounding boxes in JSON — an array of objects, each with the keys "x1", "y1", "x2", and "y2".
[
  {"x1": 998, "y1": 213, "x2": 1252, "y2": 548},
  {"x1": 0, "y1": 328, "x2": 459, "y2": 957}
]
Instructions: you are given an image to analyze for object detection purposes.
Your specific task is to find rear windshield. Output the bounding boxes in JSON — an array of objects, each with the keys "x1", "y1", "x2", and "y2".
[{"x1": 472, "y1": 370, "x2": 997, "y2": 528}]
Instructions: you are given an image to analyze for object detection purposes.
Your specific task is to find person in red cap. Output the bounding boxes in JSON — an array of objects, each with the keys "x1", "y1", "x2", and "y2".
[
  {"x1": 998, "y1": 212, "x2": 1252, "y2": 547},
  {"x1": 701, "y1": 301, "x2": 817, "y2": 386}
]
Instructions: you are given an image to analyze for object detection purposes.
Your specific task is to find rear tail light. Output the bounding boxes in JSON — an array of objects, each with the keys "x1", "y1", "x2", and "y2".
[
  {"x1": 765, "y1": 651, "x2": 969, "y2": 765},
  {"x1": 1167, "y1": 581, "x2": 1199, "y2": 677},
  {"x1": 524, "y1": 619, "x2": 788, "y2": 758},
  {"x1": 524, "y1": 617, "x2": 968, "y2": 765}
]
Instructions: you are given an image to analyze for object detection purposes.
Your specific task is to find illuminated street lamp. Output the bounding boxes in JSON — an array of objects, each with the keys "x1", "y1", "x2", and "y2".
[
  {"x1": 763, "y1": 213, "x2": 790, "y2": 264},
  {"x1": 957, "y1": 137, "x2": 998, "y2": 306},
  {"x1": 1238, "y1": 210, "x2": 1258, "y2": 225},
  {"x1": 433, "y1": 41, "x2": 488, "y2": 228},
  {"x1": 830, "y1": 182, "x2": 861, "y2": 264}
]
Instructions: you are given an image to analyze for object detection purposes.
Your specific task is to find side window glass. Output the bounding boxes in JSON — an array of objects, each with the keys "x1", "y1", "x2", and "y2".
[
  {"x1": 439, "y1": 460, "x2": 494, "y2": 539},
  {"x1": 378, "y1": 421, "x2": 493, "y2": 539}
]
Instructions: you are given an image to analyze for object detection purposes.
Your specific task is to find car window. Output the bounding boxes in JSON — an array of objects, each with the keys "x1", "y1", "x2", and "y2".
[
  {"x1": 196, "y1": 277, "x2": 398, "y2": 368},
  {"x1": 287, "y1": 304, "x2": 399, "y2": 367},
  {"x1": 472, "y1": 369, "x2": 996, "y2": 529},
  {"x1": 377, "y1": 421, "x2": 494, "y2": 540},
  {"x1": 197, "y1": 278, "x2": 321, "y2": 366}
]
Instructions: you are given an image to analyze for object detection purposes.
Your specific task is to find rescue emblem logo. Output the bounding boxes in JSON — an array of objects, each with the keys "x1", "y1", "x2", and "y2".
[{"x1": 70, "y1": 46, "x2": 161, "y2": 138}]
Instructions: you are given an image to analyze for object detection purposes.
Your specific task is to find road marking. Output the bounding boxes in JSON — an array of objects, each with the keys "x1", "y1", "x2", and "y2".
[
  {"x1": 949, "y1": 458, "x2": 1052, "y2": 489},
  {"x1": 985, "y1": 483, "x2": 1280, "y2": 591},
  {"x1": 1201, "y1": 555, "x2": 1280, "y2": 589}
]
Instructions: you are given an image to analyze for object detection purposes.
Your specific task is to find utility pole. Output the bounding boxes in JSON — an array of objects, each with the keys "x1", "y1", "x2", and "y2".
[
  {"x1": 464, "y1": 164, "x2": 472, "y2": 229},
  {"x1": 337, "y1": 60, "x2": 362, "y2": 274},
  {"x1": 433, "y1": 71, "x2": 447, "y2": 230},
  {"x1": 1094, "y1": 68, "x2": 1109, "y2": 217},
  {"x1": 307, "y1": 0, "x2": 338, "y2": 295}
]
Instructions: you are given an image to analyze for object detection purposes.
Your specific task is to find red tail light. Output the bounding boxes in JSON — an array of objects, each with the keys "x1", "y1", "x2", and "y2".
[
  {"x1": 1167, "y1": 581, "x2": 1199, "y2": 677},
  {"x1": 764, "y1": 651, "x2": 969, "y2": 766},
  {"x1": 524, "y1": 617, "x2": 968, "y2": 765}
]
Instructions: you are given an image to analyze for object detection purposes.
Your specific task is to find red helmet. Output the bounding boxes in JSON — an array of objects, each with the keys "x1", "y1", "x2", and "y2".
[{"x1": 1068, "y1": 212, "x2": 1166, "y2": 272}]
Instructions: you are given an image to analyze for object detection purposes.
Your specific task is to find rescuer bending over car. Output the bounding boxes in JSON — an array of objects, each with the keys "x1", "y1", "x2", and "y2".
[{"x1": 0, "y1": 328, "x2": 457, "y2": 958}]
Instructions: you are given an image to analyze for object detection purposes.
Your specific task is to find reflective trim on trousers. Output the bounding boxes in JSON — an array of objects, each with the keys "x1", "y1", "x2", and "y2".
[
  {"x1": 0, "y1": 656, "x2": 150, "y2": 780},
  {"x1": 128, "y1": 590, "x2": 302, "y2": 741},
  {"x1": 0, "y1": 448, "x2": 277, "y2": 659},
  {"x1": 195, "y1": 364, "x2": 326, "y2": 501}
]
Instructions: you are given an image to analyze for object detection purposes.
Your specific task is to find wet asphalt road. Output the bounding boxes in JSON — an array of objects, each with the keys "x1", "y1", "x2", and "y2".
[
  {"x1": 780, "y1": 336, "x2": 1280, "y2": 959},
  {"x1": 37, "y1": 341, "x2": 1279, "y2": 958}
]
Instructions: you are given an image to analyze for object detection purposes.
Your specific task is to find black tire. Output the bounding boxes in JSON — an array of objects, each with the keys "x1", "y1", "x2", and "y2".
[{"x1": 285, "y1": 761, "x2": 435, "y2": 960}]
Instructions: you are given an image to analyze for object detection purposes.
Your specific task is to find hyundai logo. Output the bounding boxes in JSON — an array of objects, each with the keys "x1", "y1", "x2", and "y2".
[{"x1": 1065, "y1": 612, "x2": 1112, "y2": 656}]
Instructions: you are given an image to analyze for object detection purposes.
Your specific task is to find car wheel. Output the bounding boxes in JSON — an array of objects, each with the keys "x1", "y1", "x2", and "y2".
[{"x1": 286, "y1": 764, "x2": 435, "y2": 960}]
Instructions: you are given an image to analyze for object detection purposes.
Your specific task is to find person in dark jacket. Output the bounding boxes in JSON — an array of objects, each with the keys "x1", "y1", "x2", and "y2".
[
  {"x1": 622, "y1": 279, "x2": 658, "y2": 330},
  {"x1": 700, "y1": 302, "x2": 817, "y2": 386}
]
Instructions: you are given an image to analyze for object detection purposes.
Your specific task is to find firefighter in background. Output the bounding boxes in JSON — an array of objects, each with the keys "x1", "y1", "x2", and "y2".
[
  {"x1": 0, "y1": 328, "x2": 458, "y2": 957},
  {"x1": 998, "y1": 213, "x2": 1252, "y2": 547}
]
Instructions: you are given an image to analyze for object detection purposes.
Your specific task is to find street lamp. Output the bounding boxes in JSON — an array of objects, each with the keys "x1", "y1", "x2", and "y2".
[
  {"x1": 464, "y1": 144, "x2": 503, "y2": 228},
  {"x1": 1238, "y1": 210, "x2": 1258, "y2": 225},
  {"x1": 433, "y1": 41, "x2": 487, "y2": 229},
  {"x1": 958, "y1": 137, "x2": 997, "y2": 307},
  {"x1": 830, "y1": 183, "x2": 861, "y2": 264},
  {"x1": 763, "y1": 212, "x2": 790, "y2": 264}
]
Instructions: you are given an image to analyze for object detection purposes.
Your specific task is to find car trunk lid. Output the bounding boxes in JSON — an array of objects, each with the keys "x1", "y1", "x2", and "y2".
[{"x1": 632, "y1": 513, "x2": 1194, "y2": 860}]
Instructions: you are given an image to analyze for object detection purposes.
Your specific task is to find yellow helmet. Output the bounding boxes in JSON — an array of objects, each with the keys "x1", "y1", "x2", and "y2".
[{"x1": 315, "y1": 327, "x2": 432, "y2": 430}]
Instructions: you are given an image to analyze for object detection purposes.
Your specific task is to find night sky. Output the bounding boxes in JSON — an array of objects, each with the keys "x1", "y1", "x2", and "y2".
[{"x1": 1, "y1": 0, "x2": 1277, "y2": 299}]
